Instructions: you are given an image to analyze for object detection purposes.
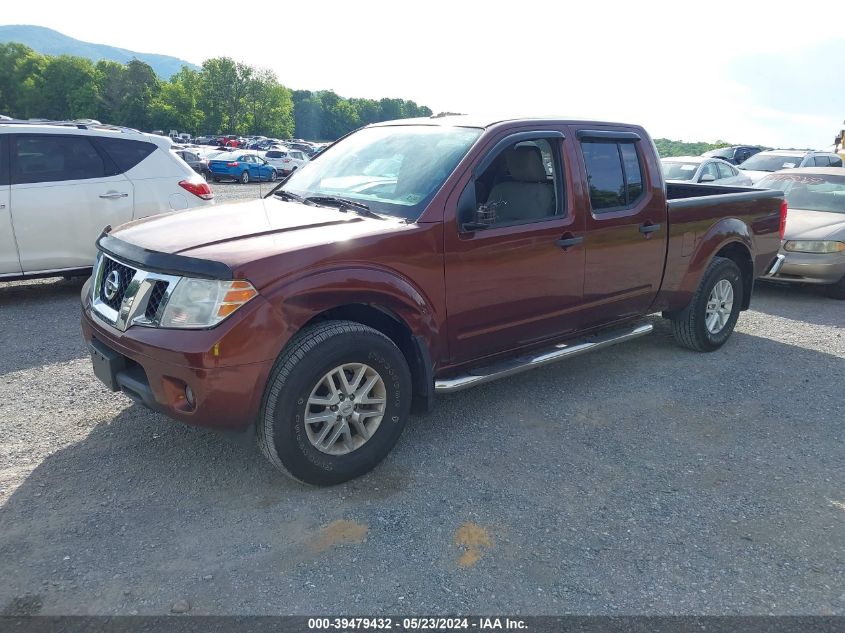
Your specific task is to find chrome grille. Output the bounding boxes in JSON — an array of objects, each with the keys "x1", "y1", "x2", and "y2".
[
  {"x1": 91, "y1": 253, "x2": 180, "y2": 331},
  {"x1": 145, "y1": 281, "x2": 169, "y2": 320},
  {"x1": 98, "y1": 258, "x2": 136, "y2": 310}
]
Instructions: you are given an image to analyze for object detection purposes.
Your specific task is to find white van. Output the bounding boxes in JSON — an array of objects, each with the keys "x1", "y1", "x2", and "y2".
[{"x1": 0, "y1": 121, "x2": 214, "y2": 281}]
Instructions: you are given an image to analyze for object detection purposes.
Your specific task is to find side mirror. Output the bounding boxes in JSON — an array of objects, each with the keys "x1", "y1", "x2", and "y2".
[
  {"x1": 700, "y1": 173, "x2": 716, "y2": 183},
  {"x1": 463, "y1": 203, "x2": 502, "y2": 230}
]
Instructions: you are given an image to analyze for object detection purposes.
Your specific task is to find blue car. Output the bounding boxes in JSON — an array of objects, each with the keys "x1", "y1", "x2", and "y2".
[{"x1": 208, "y1": 152, "x2": 278, "y2": 184}]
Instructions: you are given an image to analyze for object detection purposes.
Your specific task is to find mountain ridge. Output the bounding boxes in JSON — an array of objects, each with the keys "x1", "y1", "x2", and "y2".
[{"x1": 0, "y1": 24, "x2": 199, "y2": 79}]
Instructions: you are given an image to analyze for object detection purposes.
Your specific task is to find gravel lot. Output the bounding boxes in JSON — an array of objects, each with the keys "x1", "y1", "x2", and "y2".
[
  {"x1": 212, "y1": 180, "x2": 279, "y2": 204},
  {"x1": 0, "y1": 187, "x2": 843, "y2": 615}
]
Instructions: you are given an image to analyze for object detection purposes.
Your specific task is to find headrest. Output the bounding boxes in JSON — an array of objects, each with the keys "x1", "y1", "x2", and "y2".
[{"x1": 506, "y1": 146, "x2": 547, "y2": 182}]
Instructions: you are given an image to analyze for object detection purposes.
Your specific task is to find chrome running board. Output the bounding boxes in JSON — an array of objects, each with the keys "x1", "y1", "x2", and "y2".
[{"x1": 434, "y1": 322, "x2": 653, "y2": 394}]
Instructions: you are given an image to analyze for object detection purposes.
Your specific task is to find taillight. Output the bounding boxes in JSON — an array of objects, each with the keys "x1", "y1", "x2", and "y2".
[
  {"x1": 282, "y1": 158, "x2": 291, "y2": 163},
  {"x1": 179, "y1": 179, "x2": 214, "y2": 200},
  {"x1": 779, "y1": 199, "x2": 788, "y2": 240},
  {"x1": 227, "y1": 162, "x2": 240, "y2": 167}
]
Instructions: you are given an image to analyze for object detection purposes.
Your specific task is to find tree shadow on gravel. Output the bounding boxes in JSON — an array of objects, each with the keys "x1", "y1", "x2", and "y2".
[
  {"x1": 0, "y1": 277, "x2": 89, "y2": 375},
  {"x1": 751, "y1": 281, "x2": 845, "y2": 329},
  {"x1": 0, "y1": 325, "x2": 843, "y2": 614}
]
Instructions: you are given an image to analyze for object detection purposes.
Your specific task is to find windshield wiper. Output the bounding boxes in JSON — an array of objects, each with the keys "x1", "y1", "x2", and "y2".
[
  {"x1": 274, "y1": 190, "x2": 306, "y2": 203},
  {"x1": 304, "y1": 196, "x2": 385, "y2": 220}
]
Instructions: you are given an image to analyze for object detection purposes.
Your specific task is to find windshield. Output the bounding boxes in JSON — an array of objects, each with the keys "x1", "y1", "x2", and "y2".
[
  {"x1": 740, "y1": 153, "x2": 802, "y2": 171},
  {"x1": 280, "y1": 125, "x2": 483, "y2": 220},
  {"x1": 702, "y1": 149, "x2": 730, "y2": 159},
  {"x1": 757, "y1": 173, "x2": 845, "y2": 213},
  {"x1": 661, "y1": 161, "x2": 700, "y2": 181}
]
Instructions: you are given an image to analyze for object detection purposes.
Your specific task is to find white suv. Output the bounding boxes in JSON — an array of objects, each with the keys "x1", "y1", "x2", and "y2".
[
  {"x1": 0, "y1": 121, "x2": 214, "y2": 281},
  {"x1": 262, "y1": 147, "x2": 309, "y2": 175}
]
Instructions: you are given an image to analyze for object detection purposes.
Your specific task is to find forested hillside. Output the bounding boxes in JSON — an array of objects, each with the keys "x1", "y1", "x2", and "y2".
[{"x1": 0, "y1": 43, "x2": 432, "y2": 140}]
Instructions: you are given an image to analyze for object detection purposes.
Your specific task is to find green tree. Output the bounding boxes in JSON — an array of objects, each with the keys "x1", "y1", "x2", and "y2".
[
  {"x1": 37, "y1": 55, "x2": 99, "y2": 119},
  {"x1": 292, "y1": 90, "x2": 323, "y2": 139},
  {"x1": 95, "y1": 60, "x2": 127, "y2": 123},
  {"x1": 379, "y1": 97, "x2": 404, "y2": 120},
  {"x1": 199, "y1": 57, "x2": 253, "y2": 133},
  {"x1": 0, "y1": 42, "x2": 434, "y2": 139},
  {"x1": 116, "y1": 59, "x2": 160, "y2": 130},
  {"x1": 653, "y1": 138, "x2": 734, "y2": 158},
  {"x1": 0, "y1": 43, "x2": 47, "y2": 118}
]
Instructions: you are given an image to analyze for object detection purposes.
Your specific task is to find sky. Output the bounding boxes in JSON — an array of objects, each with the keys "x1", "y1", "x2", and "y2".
[{"x1": 3, "y1": 0, "x2": 845, "y2": 148}]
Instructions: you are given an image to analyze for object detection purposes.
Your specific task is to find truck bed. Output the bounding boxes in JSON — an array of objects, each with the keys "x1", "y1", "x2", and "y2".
[
  {"x1": 666, "y1": 181, "x2": 779, "y2": 205},
  {"x1": 655, "y1": 182, "x2": 784, "y2": 313}
]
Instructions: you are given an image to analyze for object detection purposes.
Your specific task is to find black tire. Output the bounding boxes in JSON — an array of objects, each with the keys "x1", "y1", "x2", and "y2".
[
  {"x1": 670, "y1": 256, "x2": 743, "y2": 352},
  {"x1": 824, "y1": 275, "x2": 845, "y2": 300},
  {"x1": 240, "y1": 170, "x2": 250, "y2": 184},
  {"x1": 213, "y1": 177, "x2": 221, "y2": 183},
  {"x1": 257, "y1": 320, "x2": 412, "y2": 486}
]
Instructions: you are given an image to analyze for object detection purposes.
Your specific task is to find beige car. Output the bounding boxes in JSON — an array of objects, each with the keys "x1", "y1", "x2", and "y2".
[{"x1": 758, "y1": 168, "x2": 845, "y2": 298}]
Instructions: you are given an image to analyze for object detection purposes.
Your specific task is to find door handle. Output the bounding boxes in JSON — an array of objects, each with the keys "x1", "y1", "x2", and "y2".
[
  {"x1": 99, "y1": 192, "x2": 129, "y2": 199},
  {"x1": 639, "y1": 222, "x2": 661, "y2": 235},
  {"x1": 0, "y1": 204, "x2": 5, "y2": 209},
  {"x1": 555, "y1": 235, "x2": 584, "y2": 250}
]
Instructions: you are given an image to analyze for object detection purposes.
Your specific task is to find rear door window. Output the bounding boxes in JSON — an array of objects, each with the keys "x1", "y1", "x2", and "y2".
[
  {"x1": 12, "y1": 135, "x2": 107, "y2": 184},
  {"x1": 96, "y1": 137, "x2": 157, "y2": 173},
  {"x1": 581, "y1": 141, "x2": 645, "y2": 212},
  {"x1": 831, "y1": 155, "x2": 844, "y2": 167},
  {"x1": 716, "y1": 162, "x2": 735, "y2": 179}
]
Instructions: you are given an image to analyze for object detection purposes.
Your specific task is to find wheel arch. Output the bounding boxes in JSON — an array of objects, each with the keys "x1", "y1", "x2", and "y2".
[
  {"x1": 713, "y1": 240, "x2": 754, "y2": 310},
  {"x1": 302, "y1": 304, "x2": 434, "y2": 414},
  {"x1": 663, "y1": 217, "x2": 755, "y2": 314}
]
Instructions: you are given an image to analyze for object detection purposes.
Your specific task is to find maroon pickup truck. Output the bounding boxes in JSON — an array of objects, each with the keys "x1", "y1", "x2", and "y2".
[{"x1": 81, "y1": 116, "x2": 785, "y2": 485}]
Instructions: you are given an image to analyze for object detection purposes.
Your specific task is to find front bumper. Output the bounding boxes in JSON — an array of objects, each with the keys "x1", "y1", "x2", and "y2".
[
  {"x1": 81, "y1": 279, "x2": 285, "y2": 431},
  {"x1": 767, "y1": 250, "x2": 845, "y2": 285}
]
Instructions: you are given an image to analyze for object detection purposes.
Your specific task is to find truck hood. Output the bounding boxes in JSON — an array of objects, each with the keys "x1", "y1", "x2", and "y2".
[
  {"x1": 111, "y1": 197, "x2": 390, "y2": 256},
  {"x1": 783, "y1": 208, "x2": 845, "y2": 241}
]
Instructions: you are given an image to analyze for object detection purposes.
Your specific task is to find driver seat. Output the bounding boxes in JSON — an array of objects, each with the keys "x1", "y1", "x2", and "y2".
[{"x1": 486, "y1": 146, "x2": 554, "y2": 222}]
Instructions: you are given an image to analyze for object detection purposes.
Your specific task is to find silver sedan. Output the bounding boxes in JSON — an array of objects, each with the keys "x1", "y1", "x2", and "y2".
[
  {"x1": 758, "y1": 168, "x2": 845, "y2": 299},
  {"x1": 661, "y1": 156, "x2": 754, "y2": 186}
]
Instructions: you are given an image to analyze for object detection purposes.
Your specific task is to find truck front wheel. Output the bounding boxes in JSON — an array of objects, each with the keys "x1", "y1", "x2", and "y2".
[
  {"x1": 257, "y1": 320, "x2": 412, "y2": 486},
  {"x1": 670, "y1": 256, "x2": 743, "y2": 352}
]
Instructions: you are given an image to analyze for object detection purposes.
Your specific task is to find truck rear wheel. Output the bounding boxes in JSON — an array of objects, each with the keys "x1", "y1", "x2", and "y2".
[
  {"x1": 670, "y1": 256, "x2": 743, "y2": 352},
  {"x1": 257, "y1": 320, "x2": 411, "y2": 486}
]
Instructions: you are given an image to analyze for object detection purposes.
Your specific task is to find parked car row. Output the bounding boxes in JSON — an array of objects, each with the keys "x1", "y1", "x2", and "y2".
[
  {"x1": 170, "y1": 138, "x2": 314, "y2": 183},
  {"x1": 737, "y1": 150, "x2": 843, "y2": 184},
  {"x1": 189, "y1": 134, "x2": 327, "y2": 156},
  {"x1": 662, "y1": 149, "x2": 844, "y2": 186}
]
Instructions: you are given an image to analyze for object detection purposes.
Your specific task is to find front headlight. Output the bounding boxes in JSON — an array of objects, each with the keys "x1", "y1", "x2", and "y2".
[
  {"x1": 159, "y1": 279, "x2": 258, "y2": 328},
  {"x1": 783, "y1": 240, "x2": 845, "y2": 254}
]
